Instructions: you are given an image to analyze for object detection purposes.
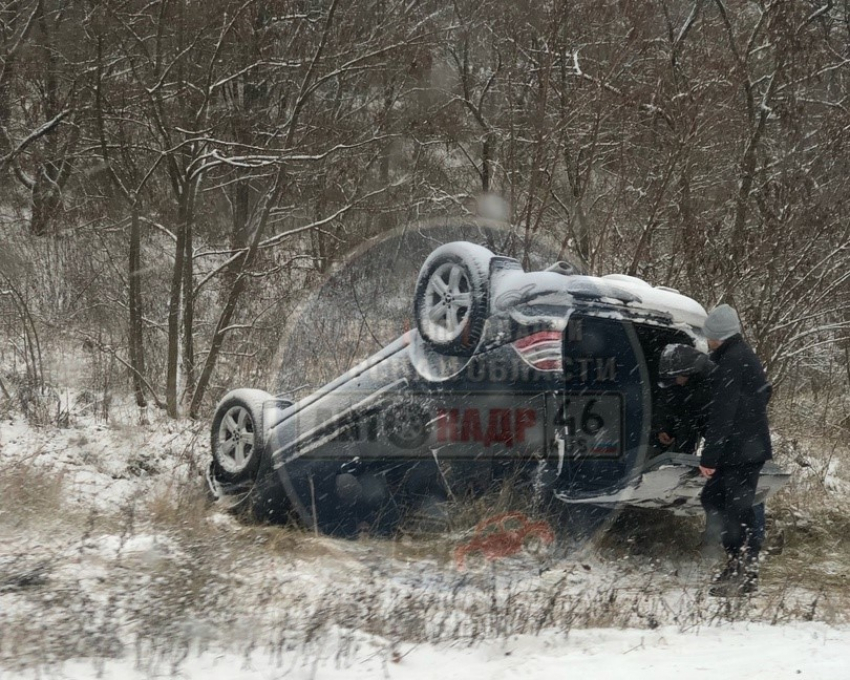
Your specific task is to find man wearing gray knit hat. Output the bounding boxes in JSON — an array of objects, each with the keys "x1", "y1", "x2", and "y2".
[
  {"x1": 699, "y1": 304, "x2": 773, "y2": 596},
  {"x1": 702, "y1": 304, "x2": 742, "y2": 342}
]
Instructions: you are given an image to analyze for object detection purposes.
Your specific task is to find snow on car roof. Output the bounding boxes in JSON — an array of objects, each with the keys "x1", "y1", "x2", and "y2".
[
  {"x1": 492, "y1": 269, "x2": 707, "y2": 329},
  {"x1": 599, "y1": 273, "x2": 707, "y2": 328}
]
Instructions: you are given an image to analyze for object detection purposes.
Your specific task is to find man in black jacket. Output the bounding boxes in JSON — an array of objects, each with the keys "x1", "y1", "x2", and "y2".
[
  {"x1": 699, "y1": 304, "x2": 773, "y2": 596},
  {"x1": 656, "y1": 343, "x2": 716, "y2": 455},
  {"x1": 656, "y1": 343, "x2": 722, "y2": 553},
  {"x1": 656, "y1": 343, "x2": 766, "y2": 565}
]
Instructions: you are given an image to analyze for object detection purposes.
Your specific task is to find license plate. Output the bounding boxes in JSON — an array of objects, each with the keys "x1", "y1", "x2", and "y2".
[{"x1": 554, "y1": 393, "x2": 622, "y2": 459}]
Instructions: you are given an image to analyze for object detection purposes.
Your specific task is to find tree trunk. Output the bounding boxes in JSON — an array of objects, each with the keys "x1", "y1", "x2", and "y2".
[
  {"x1": 181, "y1": 202, "x2": 195, "y2": 402},
  {"x1": 30, "y1": 165, "x2": 62, "y2": 236},
  {"x1": 165, "y1": 197, "x2": 188, "y2": 418},
  {"x1": 128, "y1": 201, "x2": 147, "y2": 407},
  {"x1": 28, "y1": 0, "x2": 61, "y2": 236},
  {"x1": 189, "y1": 172, "x2": 285, "y2": 419}
]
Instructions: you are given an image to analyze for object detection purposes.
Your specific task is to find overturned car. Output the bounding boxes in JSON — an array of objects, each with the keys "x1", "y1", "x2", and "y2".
[{"x1": 208, "y1": 241, "x2": 789, "y2": 536}]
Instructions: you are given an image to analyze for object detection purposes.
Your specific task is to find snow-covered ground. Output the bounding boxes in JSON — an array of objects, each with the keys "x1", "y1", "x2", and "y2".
[
  {"x1": 2, "y1": 404, "x2": 849, "y2": 679},
  {"x1": 4, "y1": 622, "x2": 850, "y2": 680}
]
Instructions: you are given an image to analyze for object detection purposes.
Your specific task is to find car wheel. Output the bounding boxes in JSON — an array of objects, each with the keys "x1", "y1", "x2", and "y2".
[
  {"x1": 210, "y1": 389, "x2": 273, "y2": 484},
  {"x1": 383, "y1": 401, "x2": 430, "y2": 449},
  {"x1": 414, "y1": 242, "x2": 494, "y2": 356}
]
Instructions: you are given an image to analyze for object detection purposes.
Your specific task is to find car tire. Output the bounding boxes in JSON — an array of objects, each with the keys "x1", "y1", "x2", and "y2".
[
  {"x1": 210, "y1": 389, "x2": 275, "y2": 485},
  {"x1": 414, "y1": 242, "x2": 494, "y2": 356}
]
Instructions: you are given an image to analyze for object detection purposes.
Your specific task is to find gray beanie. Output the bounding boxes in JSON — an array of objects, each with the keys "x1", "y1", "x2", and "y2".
[{"x1": 703, "y1": 304, "x2": 742, "y2": 341}]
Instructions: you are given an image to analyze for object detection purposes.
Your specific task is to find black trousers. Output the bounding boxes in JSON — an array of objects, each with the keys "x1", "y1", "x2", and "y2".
[{"x1": 700, "y1": 463, "x2": 764, "y2": 559}]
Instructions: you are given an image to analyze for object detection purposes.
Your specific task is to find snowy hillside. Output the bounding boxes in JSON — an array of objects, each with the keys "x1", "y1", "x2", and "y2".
[{"x1": 2, "y1": 396, "x2": 849, "y2": 678}]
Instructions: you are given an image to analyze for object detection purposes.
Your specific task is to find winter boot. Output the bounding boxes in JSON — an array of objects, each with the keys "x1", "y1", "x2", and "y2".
[
  {"x1": 738, "y1": 568, "x2": 759, "y2": 595},
  {"x1": 709, "y1": 555, "x2": 759, "y2": 597},
  {"x1": 739, "y1": 554, "x2": 760, "y2": 594},
  {"x1": 711, "y1": 556, "x2": 741, "y2": 585}
]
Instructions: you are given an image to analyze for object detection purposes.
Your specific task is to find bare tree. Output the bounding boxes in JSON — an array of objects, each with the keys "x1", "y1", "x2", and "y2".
[{"x1": 3, "y1": 0, "x2": 850, "y2": 420}]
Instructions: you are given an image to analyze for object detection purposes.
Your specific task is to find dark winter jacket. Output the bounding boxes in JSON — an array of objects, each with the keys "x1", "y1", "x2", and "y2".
[
  {"x1": 657, "y1": 367, "x2": 715, "y2": 454},
  {"x1": 700, "y1": 335, "x2": 773, "y2": 469}
]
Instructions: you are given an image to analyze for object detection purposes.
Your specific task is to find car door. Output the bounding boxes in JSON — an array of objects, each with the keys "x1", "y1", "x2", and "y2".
[{"x1": 549, "y1": 312, "x2": 651, "y2": 500}]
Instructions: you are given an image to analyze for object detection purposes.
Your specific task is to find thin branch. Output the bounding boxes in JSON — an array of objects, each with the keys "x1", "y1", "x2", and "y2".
[
  {"x1": 74, "y1": 332, "x2": 165, "y2": 409},
  {"x1": 0, "y1": 110, "x2": 69, "y2": 169}
]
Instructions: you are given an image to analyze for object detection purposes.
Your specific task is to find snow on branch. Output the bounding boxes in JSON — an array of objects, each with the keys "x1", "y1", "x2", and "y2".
[{"x1": 0, "y1": 110, "x2": 69, "y2": 169}]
